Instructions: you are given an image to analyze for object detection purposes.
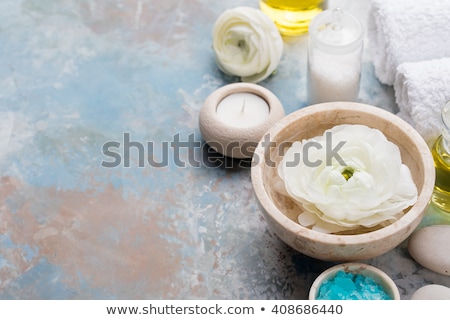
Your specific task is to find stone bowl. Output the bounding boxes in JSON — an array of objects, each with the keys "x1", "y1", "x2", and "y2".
[
  {"x1": 309, "y1": 263, "x2": 401, "y2": 300},
  {"x1": 251, "y1": 102, "x2": 435, "y2": 261}
]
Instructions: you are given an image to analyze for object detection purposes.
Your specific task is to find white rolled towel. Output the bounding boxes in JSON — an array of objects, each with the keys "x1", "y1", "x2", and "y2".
[
  {"x1": 368, "y1": 0, "x2": 450, "y2": 85},
  {"x1": 394, "y1": 57, "x2": 450, "y2": 144}
]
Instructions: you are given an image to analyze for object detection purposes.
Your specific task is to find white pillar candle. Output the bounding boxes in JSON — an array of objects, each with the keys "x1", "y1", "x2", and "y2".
[{"x1": 216, "y1": 92, "x2": 270, "y2": 128}]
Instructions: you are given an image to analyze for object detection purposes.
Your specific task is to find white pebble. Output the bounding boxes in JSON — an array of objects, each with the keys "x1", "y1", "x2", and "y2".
[
  {"x1": 411, "y1": 284, "x2": 450, "y2": 300},
  {"x1": 408, "y1": 225, "x2": 450, "y2": 276}
]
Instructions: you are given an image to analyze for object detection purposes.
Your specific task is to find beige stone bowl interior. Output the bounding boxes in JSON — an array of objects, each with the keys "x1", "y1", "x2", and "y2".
[
  {"x1": 309, "y1": 263, "x2": 401, "y2": 300},
  {"x1": 251, "y1": 102, "x2": 435, "y2": 261}
]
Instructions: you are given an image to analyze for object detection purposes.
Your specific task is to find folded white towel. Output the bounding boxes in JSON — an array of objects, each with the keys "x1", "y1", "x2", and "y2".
[
  {"x1": 394, "y1": 57, "x2": 450, "y2": 143},
  {"x1": 368, "y1": 0, "x2": 450, "y2": 85}
]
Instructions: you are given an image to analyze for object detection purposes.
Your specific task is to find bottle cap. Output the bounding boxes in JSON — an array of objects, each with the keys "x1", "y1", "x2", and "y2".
[{"x1": 309, "y1": 8, "x2": 363, "y2": 55}]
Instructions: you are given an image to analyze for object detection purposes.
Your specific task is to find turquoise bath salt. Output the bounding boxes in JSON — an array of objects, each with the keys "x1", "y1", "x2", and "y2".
[{"x1": 316, "y1": 270, "x2": 391, "y2": 300}]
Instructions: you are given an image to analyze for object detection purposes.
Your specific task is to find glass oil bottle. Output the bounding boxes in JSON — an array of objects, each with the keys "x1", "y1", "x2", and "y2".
[
  {"x1": 259, "y1": 0, "x2": 326, "y2": 36},
  {"x1": 431, "y1": 101, "x2": 450, "y2": 212}
]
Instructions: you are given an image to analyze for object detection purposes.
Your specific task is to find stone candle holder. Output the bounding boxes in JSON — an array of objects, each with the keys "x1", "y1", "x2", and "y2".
[{"x1": 199, "y1": 83, "x2": 285, "y2": 159}]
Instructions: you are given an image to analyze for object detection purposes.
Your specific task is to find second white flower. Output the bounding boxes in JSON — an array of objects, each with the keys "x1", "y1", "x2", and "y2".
[{"x1": 212, "y1": 7, "x2": 283, "y2": 83}]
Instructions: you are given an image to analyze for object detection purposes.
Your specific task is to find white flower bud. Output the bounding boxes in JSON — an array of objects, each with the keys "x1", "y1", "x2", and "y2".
[{"x1": 212, "y1": 7, "x2": 283, "y2": 83}]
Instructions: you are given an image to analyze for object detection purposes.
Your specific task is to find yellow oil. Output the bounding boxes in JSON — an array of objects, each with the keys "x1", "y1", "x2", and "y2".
[
  {"x1": 431, "y1": 135, "x2": 450, "y2": 212},
  {"x1": 259, "y1": 0, "x2": 325, "y2": 36}
]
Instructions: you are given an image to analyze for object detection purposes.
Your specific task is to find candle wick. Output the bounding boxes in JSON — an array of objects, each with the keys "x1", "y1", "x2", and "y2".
[{"x1": 241, "y1": 99, "x2": 246, "y2": 113}]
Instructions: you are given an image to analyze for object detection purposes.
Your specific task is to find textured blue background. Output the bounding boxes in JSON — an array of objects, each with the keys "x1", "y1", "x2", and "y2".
[{"x1": 0, "y1": 0, "x2": 449, "y2": 299}]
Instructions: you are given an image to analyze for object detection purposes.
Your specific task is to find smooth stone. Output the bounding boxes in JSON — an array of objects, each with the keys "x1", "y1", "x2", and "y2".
[
  {"x1": 408, "y1": 225, "x2": 450, "y2": 276},
  {"x1": 411, "y1": 284, "x2": 450, "y2": 300}
]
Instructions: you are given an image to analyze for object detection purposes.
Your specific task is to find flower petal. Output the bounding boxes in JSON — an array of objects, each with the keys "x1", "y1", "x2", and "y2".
[{"x1": 298, "y1": 211, "x2": 317, "y2": 227}]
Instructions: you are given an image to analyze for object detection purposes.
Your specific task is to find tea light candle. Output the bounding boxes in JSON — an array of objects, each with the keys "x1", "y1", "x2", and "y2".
[
  {"x1": 216, "y1": 92, "x2": 270, "y2": 128},
  {"x1": 199, "y1": 83, "x2": 285, "y2": 159}
]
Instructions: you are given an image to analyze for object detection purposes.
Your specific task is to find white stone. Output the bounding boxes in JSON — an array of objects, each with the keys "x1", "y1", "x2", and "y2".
[
  {"x1": 411, "y1": 284, "x2": 450, "y2": 300},
  {"x1": 408, "y1": 225, "x2": 450, "y2": 276}
]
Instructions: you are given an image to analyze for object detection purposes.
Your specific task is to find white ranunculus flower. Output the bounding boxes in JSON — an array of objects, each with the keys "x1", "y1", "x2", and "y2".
[
  {"x1": 277, "y1": 124, "x2": 418, "y2": 234},
  {"x1": 212, "y1": 7, "x2": 283, "y2": 83}
]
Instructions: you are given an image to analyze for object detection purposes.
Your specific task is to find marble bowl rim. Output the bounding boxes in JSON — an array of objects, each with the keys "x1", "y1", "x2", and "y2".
[
  {"x1": 251, "y1": 102, "x2": 435, "y2": 246},
  {"x1": 308, "y1": 262, "x2": 401, "y2": 300}
]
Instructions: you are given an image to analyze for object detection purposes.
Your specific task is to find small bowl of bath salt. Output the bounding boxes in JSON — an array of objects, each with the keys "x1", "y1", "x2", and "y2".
[{"x1": 309, "y1": 263, "x2": 400, "y2": 300}]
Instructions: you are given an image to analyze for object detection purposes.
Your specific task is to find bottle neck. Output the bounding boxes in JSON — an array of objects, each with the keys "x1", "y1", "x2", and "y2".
[
  {"x1": 441, "y1": 101, "x2": 450, "y2": 153},
  {"x1": 441, "y1": 131, "x2": 450, "y2": 154}
]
